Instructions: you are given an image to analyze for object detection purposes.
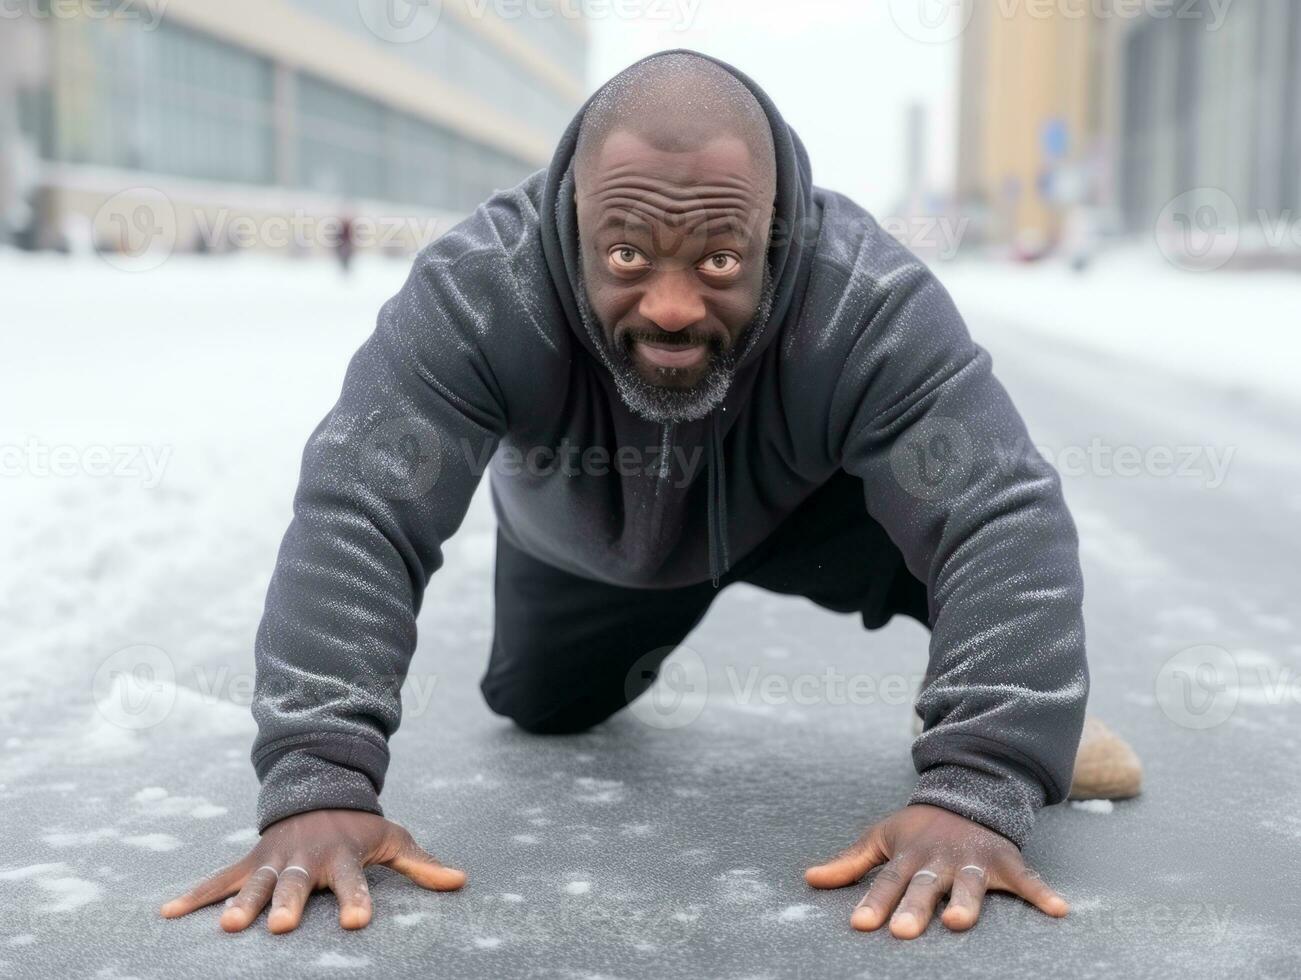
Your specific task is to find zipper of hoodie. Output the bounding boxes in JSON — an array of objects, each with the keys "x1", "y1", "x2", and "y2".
[{"x1": 646, "y1": 422, "x2": 674, "y2": 546}]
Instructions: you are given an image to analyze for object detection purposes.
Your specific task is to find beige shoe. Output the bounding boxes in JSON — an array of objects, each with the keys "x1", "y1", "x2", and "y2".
[{"x1": 1069, "y1": 716, "x2": 1143, "y2": 800}]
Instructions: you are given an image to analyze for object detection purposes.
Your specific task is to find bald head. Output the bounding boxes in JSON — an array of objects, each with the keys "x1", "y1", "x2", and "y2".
[{"x1": 575, "y1": 52, "x2": 777, "y2": 197}]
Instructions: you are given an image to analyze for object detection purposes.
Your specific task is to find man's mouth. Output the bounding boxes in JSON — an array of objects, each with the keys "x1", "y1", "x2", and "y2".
[{"x1": 632, "y1": 337, "x2": 710, "y2": 371}]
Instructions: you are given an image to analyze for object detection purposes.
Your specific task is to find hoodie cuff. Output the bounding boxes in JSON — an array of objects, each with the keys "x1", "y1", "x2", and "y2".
[
  {"x1": 254, "y1": 744, "x2": 386, "y2": 833},
  {"x1": 908, "y1": 763, "x2": 1047, "y2": 849}
]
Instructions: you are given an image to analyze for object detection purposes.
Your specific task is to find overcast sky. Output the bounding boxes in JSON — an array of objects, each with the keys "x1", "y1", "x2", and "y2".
[{"x1": 586, "y1": 0, "x2": 959, "y2": 216}]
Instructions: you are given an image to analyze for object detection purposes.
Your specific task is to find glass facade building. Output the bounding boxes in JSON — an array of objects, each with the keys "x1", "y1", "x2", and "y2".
[{"x1": 1, "y1": 0, "x2": 588, "y2": 247}]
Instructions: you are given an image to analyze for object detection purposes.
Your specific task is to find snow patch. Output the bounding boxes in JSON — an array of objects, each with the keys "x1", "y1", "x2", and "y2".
[
  {"x1": 122, "y1": 834, "x2": 183, "y2": 851},
  {"x1": 34, "y1": 876, "x2": 105, "y2": 913},
  {"x1": 564, "y1": 881, "x2": 592, "y2": 896},
  {"x1": 43, "y1": 828, "x2": 120, "y2": 848},
  {"x1": 314, "y1": 952, "x2": 370, "y2": 968},
  {"x1": 573, "y1": 777, "x2": 625, "y2": 804},
  {"x1": 772, "y1": 904, "x2": 818, "y2": 923},
  {"x1": 1071, "y1": 799, "x2": 1115, "y2": 815}
]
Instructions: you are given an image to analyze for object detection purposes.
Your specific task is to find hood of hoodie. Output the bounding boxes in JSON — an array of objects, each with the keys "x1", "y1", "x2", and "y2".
[{"x1": 540, "y1": 49, "x2": 816, "y2": 384}]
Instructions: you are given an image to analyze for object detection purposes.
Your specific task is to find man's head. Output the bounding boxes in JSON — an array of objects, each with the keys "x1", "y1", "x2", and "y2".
[{"x1": 573, "y1": 53, "x2": 778, "y2": 423}]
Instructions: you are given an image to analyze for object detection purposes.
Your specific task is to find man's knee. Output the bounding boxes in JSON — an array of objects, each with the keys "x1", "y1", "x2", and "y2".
[{"x1": 480, "y1": 676, "x2": 612, "y2": 735}]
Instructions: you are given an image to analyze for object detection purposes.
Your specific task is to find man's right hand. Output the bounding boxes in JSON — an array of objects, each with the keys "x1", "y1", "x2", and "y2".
[{"x1": 159, "y1": 809, "x2": 467, "y2": 933}]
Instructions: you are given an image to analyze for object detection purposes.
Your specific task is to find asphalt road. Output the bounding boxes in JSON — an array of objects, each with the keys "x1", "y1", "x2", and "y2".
[{"x1": 2, "y1": 306, "x2": 1299, "y2": 979}]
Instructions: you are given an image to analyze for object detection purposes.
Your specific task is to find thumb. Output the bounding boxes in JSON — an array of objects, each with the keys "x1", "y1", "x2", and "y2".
[
  {"x1": 380, "y1": 831, "x2": 467, "y2": 892},
  {"x1": 804, "y1": 827, "x2": 888, "y2": 889}
]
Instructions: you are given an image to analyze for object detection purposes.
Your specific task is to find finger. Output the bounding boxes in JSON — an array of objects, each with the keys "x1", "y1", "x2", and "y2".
[
  {"x1": 805, "y1": 828, "x2": 888, "y2": 889},
  {"x1": 328, "y1": 854, "x2": 373, "y2": 931},
  {"x1": 889, "y1": 868, "x2": 953, "y2": 940},
  {"x1": 940, "y1": 864, "x2": 989, "y2": 932},
  {"x1": 159, "y1": 859, "x2": 250, "y2": 918},
  {"x1": 379, "y1": 833, "x2": 466, "y2": 892},
  {"x1": 850, "y1": 856, "x2": 919, "y2": 932},
  {"x1": 993, "y1": 858, "x2": 1069, "y2": 918},
  {"x1": 219, "y1": 864, "x2": 280, "y2": 933},
  {"x1": 267, "y1": 863, "x2": 317, "y2": 934}
]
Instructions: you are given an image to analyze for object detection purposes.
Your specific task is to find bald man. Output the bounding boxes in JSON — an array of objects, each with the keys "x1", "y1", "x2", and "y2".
[{"x1": 162, "y1": 52, "x2": 1139, "y2": 941}]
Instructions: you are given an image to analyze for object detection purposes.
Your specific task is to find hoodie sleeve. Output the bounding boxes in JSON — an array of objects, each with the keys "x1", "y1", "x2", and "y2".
[
  {"x1": 831, "y1": 255, "x2": 1088, "y2": 848},
  {"x1": 249, "y1": 242, "x2": 517, "y2": 833}
]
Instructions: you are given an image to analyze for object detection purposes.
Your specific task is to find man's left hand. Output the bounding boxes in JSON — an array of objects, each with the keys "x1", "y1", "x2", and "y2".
[{"x1": 804, "y1": 804, "x2": 1069, "y2": 938}]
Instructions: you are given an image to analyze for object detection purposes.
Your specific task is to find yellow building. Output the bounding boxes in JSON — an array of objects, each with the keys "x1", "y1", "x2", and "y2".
[
  {"x1": 0, "y1": 0, "x2": 588, "y2": 253},
  {"x1": 955, "y1": 1, "x2": 1104, "y2": 253}
]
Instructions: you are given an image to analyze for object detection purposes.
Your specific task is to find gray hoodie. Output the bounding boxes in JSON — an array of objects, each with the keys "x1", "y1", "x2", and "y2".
[{"x1": 250, "y1": 51, "x2": 1088, "y2": 848}]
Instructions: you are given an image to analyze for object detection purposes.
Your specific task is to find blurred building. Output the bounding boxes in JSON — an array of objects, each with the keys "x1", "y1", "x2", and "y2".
[
  {"x1": 1108, "y1": 1, "x2": 1301, "y2": 248},
  {"x1": 955, "y1": 0, "x2": 1105, "y2": 256},
  {"x1": 956, "y1": 0, "x2": 1301, "y2": 264},
  {"x1": 0, "y1": 0, "x2": 587, "y2": 254}
]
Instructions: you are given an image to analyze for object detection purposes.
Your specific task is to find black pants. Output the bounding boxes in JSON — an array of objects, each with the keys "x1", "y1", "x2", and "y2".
[{"x1": 480, "y1": 470, "x2": 931, "y2": 734}]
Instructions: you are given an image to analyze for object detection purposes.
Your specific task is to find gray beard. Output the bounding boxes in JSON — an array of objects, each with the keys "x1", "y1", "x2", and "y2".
[{"x1": 573, "y1": 262, "x2": 776, "y2": 425}]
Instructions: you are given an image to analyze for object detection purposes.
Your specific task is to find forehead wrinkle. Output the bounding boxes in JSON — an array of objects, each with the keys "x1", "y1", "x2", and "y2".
[
  {"x1": 593, "y1": 198, "x2": 762, "y2": 242},
  {"x1": 595, "y1": 190, "x2": 758, "y2": 218}
]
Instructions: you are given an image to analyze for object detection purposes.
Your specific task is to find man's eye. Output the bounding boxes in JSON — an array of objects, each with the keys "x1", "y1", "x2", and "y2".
[
  {"x1": 701, "y1": 253, "x2": 740, "y2": 275},
  {"x1": 609, "y1": 247, "x2": 648, "y2": 270}
]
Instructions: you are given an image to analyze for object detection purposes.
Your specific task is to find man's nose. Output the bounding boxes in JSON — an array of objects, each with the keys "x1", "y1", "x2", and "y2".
[{"x1": 638, "y1": 271, "x2": 707, "y2": 334}]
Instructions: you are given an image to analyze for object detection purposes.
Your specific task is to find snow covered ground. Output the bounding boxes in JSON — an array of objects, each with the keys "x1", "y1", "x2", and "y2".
[
  {"x1": 1, "y1": 248, "x2": 1299, "y2": 978},
  {"x1": 935, "y1": 248, "x2": 1301, "y2": 409}
]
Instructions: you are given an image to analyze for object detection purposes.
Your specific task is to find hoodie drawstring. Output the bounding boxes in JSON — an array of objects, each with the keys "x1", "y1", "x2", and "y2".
[{"x1": 706, "y1": 409, "x2": 730, "y2": 588}]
